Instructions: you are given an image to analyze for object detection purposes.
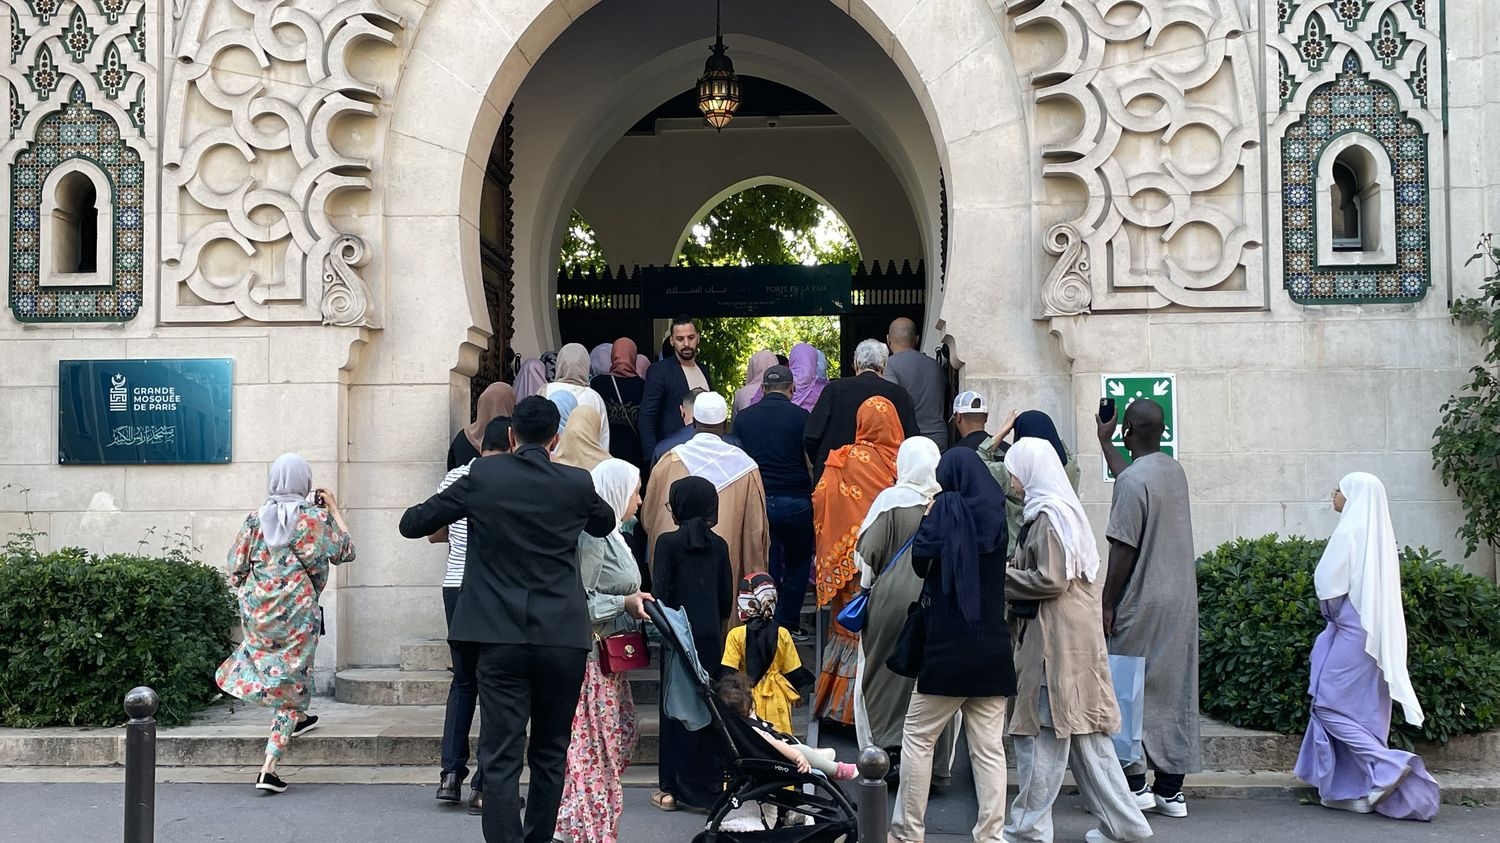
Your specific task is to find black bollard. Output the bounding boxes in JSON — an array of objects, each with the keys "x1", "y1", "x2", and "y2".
[
  {"x1": 123, "y1": 686, "x2": 159, "y2": 843},
  {"x1": 855, "y1": 745, "x2": 890, "y2": 843}
]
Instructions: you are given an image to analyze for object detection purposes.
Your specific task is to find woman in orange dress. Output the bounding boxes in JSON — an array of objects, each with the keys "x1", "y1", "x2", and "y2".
[{"x1": 811, "y1": 395, "x2": 903, "y2": 724}]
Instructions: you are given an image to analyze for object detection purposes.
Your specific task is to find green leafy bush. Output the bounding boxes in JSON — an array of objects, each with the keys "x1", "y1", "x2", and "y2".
[
  {"x1": 0, "y1": 536, "x2": 235, "y2": 728},
  {"x1": 1198, "y1": 534, "x2": 1500, "y2": 746}
]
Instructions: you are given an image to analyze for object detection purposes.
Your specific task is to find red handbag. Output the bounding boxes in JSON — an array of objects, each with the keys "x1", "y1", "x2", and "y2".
[{"x1": 596, "y1": 626, "x2": 649, "y2": 675}]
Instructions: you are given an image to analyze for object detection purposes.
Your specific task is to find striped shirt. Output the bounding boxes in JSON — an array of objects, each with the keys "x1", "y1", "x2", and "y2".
[{"x1": 438, "y1": 462, "x2": 471, "y2": 588}]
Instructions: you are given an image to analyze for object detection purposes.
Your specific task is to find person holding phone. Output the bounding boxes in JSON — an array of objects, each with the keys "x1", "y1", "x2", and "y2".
[
  {"x1": 216, "y1": 453, "x2": 355, "y2": 794},
  {"x1": 1095, "y1": 399, "x2": 1202, "y2": 817}
]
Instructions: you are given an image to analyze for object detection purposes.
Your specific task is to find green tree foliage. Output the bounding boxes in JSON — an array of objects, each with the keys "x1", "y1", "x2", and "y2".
[
  {"x1": 1433, "y1": 235, "x2": 1500, "y2": 557},
  {"x1": 677, "y1": 185, "x2": 859, "y2": 269},
  {"x1": 675, "y1": 186, "x2": 857, "y2": 395},
  {"x1": 1197, "y1": 534, "x2": 1500, "y2": 746},
  {"x1": 696, "y1": 316, "x2": 843, "y2": 399},
  {"x1": 560, "y1": 210, "x2": 608, "y2": 273}
]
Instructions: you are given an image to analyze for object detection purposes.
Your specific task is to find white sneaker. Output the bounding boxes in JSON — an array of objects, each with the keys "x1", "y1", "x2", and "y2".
[
  {"x1": 1085, "y1": 830, "x2": 1124, "y2": 843},
  {"x1": 1321, "y1": 796, "x2": 1374, "y2": 814},
  {"x1": 1149, "y1": 790, "x2": 1188, "y2": 818},
  {"x1": 1130, "y1": 785, "x2": 1155, "y2": 811}
]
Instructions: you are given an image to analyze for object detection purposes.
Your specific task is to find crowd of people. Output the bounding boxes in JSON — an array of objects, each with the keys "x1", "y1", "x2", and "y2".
[{"x1": 212, "y1": 315, "x2": 1441, "y2": 842}]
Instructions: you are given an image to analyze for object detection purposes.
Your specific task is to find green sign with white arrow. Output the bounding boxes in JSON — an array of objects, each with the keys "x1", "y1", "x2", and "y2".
[{"x1": 1101, "y1": 372, "x2": 1177, "y2": 482}]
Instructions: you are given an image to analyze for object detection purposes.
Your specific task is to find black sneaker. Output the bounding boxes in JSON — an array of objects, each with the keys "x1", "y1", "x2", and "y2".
[
  {"x1": 788, "y1": 626, "x2": 813, "y2": 644},
  {"x1": 255, "y1": 771, "x2": 288, "y2": 793},
  {"x1": 292, "y1": 715, "x2": 319, "y2": 737}
]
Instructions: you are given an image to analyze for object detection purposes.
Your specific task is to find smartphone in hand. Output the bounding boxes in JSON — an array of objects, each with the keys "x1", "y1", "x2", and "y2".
[{"x1": 1098, "y1": 397, "x2": 1117, "y2": 424}]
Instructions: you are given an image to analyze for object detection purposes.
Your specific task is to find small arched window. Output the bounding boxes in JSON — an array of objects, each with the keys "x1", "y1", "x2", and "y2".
[
  {"x1": 1316, "y1": 134, "x2": 1395, "y2": 266},
  {"x1": 1329, "y1": 162, "x2": 1360, "y2": 251},
  {"x1": 40, "y1": 162, "x2": 113, "y2": 287}
]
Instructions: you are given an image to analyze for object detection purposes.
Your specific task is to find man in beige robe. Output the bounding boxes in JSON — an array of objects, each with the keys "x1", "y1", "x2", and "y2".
[{"x1": 644, "y1": 391, "x2": 769, "y2": 626}]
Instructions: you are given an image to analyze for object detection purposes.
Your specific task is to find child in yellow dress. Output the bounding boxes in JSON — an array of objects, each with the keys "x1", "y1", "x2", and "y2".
[{"x1": 721, "y1": 572, "x2": 814, "y2": 736}]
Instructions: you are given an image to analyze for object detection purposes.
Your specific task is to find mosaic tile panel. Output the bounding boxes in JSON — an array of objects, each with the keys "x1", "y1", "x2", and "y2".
[
  {"x1": 1281, "y1": 56, "x2": 1428, "y2": 304},
  {"x1": 9, "y1": 86, "x2": 144, "y2": 322}
]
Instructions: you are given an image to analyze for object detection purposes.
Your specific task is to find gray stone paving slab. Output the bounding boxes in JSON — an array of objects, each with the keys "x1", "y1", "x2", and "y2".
[{"x1": 0, "y1": 783, "x2": 1493, "y2": 842}]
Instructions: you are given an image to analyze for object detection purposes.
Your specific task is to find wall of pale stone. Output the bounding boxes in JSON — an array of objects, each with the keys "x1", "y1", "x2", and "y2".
[{"x1": 4, "y1": 0, "x2": 1499, "y2": 682}]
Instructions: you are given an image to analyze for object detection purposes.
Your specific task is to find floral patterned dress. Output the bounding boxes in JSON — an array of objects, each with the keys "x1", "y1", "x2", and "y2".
[
  {"x1": 556, "y1": 531, "x2": 640, "y2": 842},
  {"x1": 215, "y1": 505, "x2": 354, "y2": 756}
]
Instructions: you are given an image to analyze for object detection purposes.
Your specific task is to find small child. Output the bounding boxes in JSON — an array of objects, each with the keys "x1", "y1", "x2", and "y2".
[
  {"x1": 716, "y1": 672, "x2": 857, "y2": 781},
  {"x1": 721, "y1": 572, "x2": 814, "y2": 735}
]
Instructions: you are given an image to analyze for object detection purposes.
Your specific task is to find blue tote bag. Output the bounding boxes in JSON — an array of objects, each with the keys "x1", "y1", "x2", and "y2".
[{"x1": 1108, "y1": 654, "x2": 1146, "y2": 766}]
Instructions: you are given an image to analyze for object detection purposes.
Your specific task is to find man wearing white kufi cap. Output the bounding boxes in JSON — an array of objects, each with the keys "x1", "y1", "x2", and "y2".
[{"x1": 642, "y1": 391, "x2": 769, "y2": 624}]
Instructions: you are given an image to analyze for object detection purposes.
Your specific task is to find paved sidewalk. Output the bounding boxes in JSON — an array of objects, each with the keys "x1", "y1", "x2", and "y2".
[{"x1": 0, "y1": 781, "x2": 1493, "y2": 842}]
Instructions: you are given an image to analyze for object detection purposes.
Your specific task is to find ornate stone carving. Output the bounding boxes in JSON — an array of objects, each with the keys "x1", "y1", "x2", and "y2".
[
  {"x1": 320, "y1": 233, "x2": 370, "y2": 327},
  {"x1": 1006, "y1": 0, "x2": 1265, "y2": 314},
  {"x1": 159, "y1": 0, "x2": 402, "y2": 325},
  {"x1": 1268, "y1": 0, "x2": 1444, "y2": 304},
  {"x1": 5, "y1": 0, "x2": 155, "y2": 322},
  {"x1": 1040, "y1": 222, "x2": 1092, "y2": 317}
]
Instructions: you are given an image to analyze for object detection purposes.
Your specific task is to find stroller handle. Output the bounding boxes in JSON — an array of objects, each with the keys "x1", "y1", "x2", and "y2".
[{"x1": 642, "y1": 597, "x2": 673, "y2": 636}]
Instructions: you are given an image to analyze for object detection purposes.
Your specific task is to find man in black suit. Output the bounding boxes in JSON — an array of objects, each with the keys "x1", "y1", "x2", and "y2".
[
  {"x1": 804, "y1": 338, "x2": 920, "y2": 478},
  {"x1": 399, "y1": 397, "x2": 646, "y2": 843},
  {"x1": 639, "y1": 315, "x2": 714, "y2": 459}
]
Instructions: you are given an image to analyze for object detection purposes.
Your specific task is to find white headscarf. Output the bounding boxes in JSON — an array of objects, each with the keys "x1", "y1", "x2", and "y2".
[
  {"x1": 855, "y1": 437, "x2": 942, "y2": 581},
  {"x1": 590, "y1": 458, "x2": 641, "y2": 554},
  {"x1": 260, "y1": 453, "x2": 312, "y2": 549},
  {"x1": 1316, "y1": 472, "x2": 1423, "y2": 726},
  {"x1": 1006, "y1": 437, "x2": 1101, "y2": 582},
  {"x1": 673, "y1": 433, "x2": 757, "y2": 491}
]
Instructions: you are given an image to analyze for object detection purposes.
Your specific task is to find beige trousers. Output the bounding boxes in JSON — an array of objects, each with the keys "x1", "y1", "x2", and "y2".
[{"x1": 890, "y1": 692, "x2": 1009, "y2": 842}]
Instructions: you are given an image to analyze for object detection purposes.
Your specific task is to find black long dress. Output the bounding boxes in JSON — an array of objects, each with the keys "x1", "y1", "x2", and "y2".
[{"x1": 652, "y1": 523, "x2": 734, "y2": 810}]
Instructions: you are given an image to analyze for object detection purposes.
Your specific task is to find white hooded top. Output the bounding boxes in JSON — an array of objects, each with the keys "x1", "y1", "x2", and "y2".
[
  {"x1": 1006, "y1": 437, "x2": 1101, "y2": 583},
  {"x1": 855, "y1": 436, "x2": 942, "y2": 586},
  {"x1": 1315, "y1": 472, "x2": 1424, "y2": 727}
]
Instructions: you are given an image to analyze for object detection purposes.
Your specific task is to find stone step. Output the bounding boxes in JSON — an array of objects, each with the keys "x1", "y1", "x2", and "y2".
[
  {"x1": 398, "y1": 631, "x2": 820, "y2": 676},
  {"x1": 2, "y1": 701, "x2": 1496, "y2": 804},
  {"x1": 336, "y1": 668, "x2": 661, "y2": 707},
  {"x1": 0, "y1": 703, "x2": 662, "y2": 768},
  {"x1": 399, "y1": 640, "x2": 452, "y2": 672}
]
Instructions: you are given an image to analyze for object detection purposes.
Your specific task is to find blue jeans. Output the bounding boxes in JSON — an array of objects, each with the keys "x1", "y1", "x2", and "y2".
[
  {"x1": 766, "y1": 495, "x2": 814, "y2": 630},
  {"x1": 442, "y1": 587, "x2": 483, "y2": 789}
]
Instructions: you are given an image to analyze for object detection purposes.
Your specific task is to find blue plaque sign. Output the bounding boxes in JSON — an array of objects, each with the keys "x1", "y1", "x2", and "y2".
[{"x1": 58, "y1": 359, "x2": 233, "y2": 464}]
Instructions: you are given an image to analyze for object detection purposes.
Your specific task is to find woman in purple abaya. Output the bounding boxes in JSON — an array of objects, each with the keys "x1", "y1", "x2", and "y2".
[{"x1": 1293, "y1": 472, "x2": 1439, "y2": 820}]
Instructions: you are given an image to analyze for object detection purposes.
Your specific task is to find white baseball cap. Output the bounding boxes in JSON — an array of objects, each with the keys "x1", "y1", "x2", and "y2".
[
  {"x1": 951, "y1": 390, "x2": 988, "y2": 416},
  {"x1": 693, "y1": 391, "x2": 729, "y2": 425}
]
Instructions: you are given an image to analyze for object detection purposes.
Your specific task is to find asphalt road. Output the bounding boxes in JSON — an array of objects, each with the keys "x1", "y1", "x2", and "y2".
[{"x1": 0, "y1": 781, "x2": 1493, "y2": 842}]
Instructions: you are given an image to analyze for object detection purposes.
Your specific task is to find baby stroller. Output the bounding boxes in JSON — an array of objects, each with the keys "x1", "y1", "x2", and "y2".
[{"x1": 644, "y1": 600, "x2": 860, "y2": 842}]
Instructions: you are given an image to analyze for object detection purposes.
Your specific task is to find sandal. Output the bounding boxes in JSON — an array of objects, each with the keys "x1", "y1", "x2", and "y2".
[{"x1": 652, "y1": 790, "x2": 679, "y2": 812}]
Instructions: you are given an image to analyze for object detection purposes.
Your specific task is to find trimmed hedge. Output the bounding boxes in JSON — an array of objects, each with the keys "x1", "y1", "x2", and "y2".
[
  {"x1": 0, "y1": 538, "x2": 235, "y2": 728},
  {"x1": 1198, "y1": 534, "x2": 1500, "y2": 746}
]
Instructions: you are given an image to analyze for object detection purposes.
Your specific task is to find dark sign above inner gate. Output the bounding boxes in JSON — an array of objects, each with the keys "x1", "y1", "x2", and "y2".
[{"x1": 639, "y1": 264, "x2": 851, "y2": 317}]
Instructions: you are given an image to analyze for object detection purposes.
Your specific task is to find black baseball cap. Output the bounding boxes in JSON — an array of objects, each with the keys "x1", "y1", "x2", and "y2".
[{"x1": 762, "y1": 365, "x2": 793, "y2": 387}]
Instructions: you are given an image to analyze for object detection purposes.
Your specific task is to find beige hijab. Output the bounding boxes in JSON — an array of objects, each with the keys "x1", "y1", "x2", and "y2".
[
  {"x1": 553, "y1": 406, "x2": 610, "y2": 470},
  {"x1": 464, "y1": 383, "x2": 516, "y2": 451}
]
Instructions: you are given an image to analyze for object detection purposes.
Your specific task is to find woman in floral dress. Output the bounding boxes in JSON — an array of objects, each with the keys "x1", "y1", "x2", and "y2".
[
  {"x1": 556, "y1": 458, "x2": 646, "y2": 841},
  {"x1": 216, "y1": 453, "x2": 355, "y2": 793}
]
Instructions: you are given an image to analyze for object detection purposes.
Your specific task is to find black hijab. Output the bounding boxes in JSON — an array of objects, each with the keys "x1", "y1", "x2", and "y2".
[
  {"x1": 669, "y1": 476, "x2": 719, "y2": 551},
  {"x1": 1013, "y1": 410, "x2": 1068, "y2": 466},
  {"x1": 913, "y1": 448, "x2": 1009, "y2": 632}
]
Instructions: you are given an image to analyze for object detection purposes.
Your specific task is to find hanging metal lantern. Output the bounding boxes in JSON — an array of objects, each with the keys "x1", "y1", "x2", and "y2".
[{"x1": 696, "y1": 1, "x2": 740, "y2": 130}]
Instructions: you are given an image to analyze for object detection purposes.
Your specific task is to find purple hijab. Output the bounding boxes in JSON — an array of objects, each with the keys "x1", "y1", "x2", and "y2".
[
  {"x1": 589, "y1": 343, "x2": 613, "y2": 379},
  {"x1": 514, "y1": 358, "x2": 548, "y2": 398},
  {"x1": 789, "y1": 343, "x2": 825, "y2": 411}
]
